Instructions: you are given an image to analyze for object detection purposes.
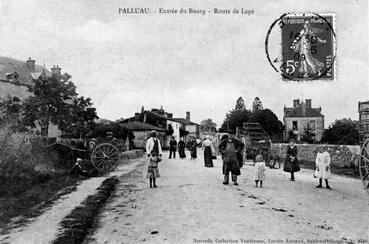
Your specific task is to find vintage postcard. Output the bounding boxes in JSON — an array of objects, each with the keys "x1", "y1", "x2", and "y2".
[{"x1": 0, "y1": 0, "x2": 368, "y2": 243}]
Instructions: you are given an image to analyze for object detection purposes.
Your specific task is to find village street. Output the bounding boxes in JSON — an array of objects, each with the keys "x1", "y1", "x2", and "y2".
[{"x1": 87, "y1": 150, "x2": 369, "y2": 244}]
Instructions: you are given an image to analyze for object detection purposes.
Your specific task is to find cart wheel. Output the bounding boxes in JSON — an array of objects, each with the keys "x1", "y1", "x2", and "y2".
[
  {"x1": 359, "y1": 139, "x2": 369, "y2": 195},
  {"x1": 91, "y1": 143, "x2": 119, "y2": 171}
]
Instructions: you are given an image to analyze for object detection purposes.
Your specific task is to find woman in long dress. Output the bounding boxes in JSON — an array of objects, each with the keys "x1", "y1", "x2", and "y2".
[
  {"x1": 189, "y1": 139, "x2": 197, "y2": 160},
  {"x1": 178, "y1": 138, "x2": 186, "y2": 159},
  {"x1": 283, "y1": 139, "x2": 300, "y2": 181},
  {"x1": 315, "y1": 146, "x2": 332, "y2": 189},
  {"x1": 202, "y1": 136, "x2": 214, "y2": 167}
]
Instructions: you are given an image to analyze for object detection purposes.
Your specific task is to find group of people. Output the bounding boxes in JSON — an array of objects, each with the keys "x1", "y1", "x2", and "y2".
[{"x1": 145, "y1": 130, "x2": 332, "y2": 190}]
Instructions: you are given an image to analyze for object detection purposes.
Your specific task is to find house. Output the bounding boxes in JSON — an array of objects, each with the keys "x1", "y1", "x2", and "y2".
[
  {"x1": 359, "y1": 101, "x2": 369, "y2": 143},
  {"x1": 119, "y1": 121, "x2": 166, "y2": 149},
  {"x1": 0, "y1": 56, "x2": 65, "y2": 137},
  {"x1": 171, "y1": 112, "x2": 200, "y2": 143},
  {"x1": 120, "y1": 107, "x2": 199, "y2": 147},
  {"x1": 283, "y1": 99, "x2": 324, "y2": 141}
]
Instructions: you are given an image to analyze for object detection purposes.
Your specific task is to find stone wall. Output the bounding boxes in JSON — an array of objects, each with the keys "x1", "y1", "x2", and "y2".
[{"x1": 271, "y1": 143, "x2": 360, "y2": 168}]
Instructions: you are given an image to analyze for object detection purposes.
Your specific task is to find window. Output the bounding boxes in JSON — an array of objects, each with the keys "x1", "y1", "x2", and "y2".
[
  {"x1": 361, "y1": 114, "x2": 369, "y2": 120},
  {"x1": 176, "y1": 124, "x2": 178, "y2": 129},
  {"x1": 292, "y1": 121, "x2": 298, "y2": 130},
  {"x1": 309, "y1": 120, "x2": 315, "y2": 130}
]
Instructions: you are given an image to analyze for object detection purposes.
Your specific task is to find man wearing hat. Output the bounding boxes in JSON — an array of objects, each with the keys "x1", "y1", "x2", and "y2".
[
  {"x1": 146, "y1": 130, "x2": 163, "y2": 158},
  {"x1": 218, "y1": 133, "x2": 244, "y2": 186}
]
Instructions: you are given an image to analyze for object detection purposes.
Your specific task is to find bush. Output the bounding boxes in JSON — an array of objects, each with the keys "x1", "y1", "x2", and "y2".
[{"x1": 0, "y1": 130, "x2": 63, "y2": 197}]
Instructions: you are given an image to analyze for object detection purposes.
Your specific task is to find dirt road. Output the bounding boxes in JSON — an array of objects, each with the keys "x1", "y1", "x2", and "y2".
[{"x1": 87, "y1": 150, "x2": 369, "y2": 244}]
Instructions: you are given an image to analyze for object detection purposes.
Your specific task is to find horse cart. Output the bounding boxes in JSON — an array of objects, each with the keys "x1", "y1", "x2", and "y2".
[
  {"x1": 46, "y1": 133, "x2": 120, "y2": 172},
  {"x1": 236, "y1": 123, "x2": 272, "y2": 165}
]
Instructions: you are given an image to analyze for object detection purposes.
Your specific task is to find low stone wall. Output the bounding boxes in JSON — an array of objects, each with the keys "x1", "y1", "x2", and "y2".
[{"x1": 271, "y1": 143, "x2": 360, "y2": 168}]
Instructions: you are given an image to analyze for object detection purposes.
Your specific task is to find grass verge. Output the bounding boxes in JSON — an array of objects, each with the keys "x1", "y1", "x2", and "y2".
[
  {"x1": 52, "y1": 176, "x2": 119, "y2": 244},
  {"x1": 0, "y1": 174, "x2": 82, "y2": 232}
]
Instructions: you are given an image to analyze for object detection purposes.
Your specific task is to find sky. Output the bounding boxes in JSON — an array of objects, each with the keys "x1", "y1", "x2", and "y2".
[{"x1": 0, "y1": 0, "x2": 368, "y2": 128}]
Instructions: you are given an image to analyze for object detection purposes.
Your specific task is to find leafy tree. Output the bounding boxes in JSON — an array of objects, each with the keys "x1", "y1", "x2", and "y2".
[
  {"x1": 220, "y1": 97, "x2": 283, "y2": 140},
  {"x1": 300, "y1": 126, "x2": 315, "y2": 143},
  {"x1": 22, "y1": 74, "x2": 77, "y2": 136},
  {"x1": 250, "y1": 109, "x2": 284, "y2": 141},
  {"x1": 220, "y1": 109, "x2": 251, "y2": 132},
  {"x1": 63, "y1": 96, "x2": 99, "y2": 139},
  {"x1": 252, "y1": 97, "x2": 263, "y2": 112},
  {"x1": 0, "y1": 95, "x2": 26, "y2": 132},
  {"x1": 235, "y1": 97, "x2": 246, "y2": 111},
  {"x1": 321, "y1": 118, "x2": 359, "y2": 145},
  {"x1": 200, "y1": 119, "x2": 217, "y2": 132}
]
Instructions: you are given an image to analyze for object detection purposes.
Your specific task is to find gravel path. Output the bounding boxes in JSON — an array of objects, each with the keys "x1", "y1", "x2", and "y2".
[{"x1": 88, "y1": 150, "x2": 369, "y2": 244}]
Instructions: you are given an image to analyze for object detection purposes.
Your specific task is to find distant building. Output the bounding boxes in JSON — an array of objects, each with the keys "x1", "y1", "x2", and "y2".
[
  {"x1": 283, "y1": 99, "x2": 324, "y2": 141},
  {"x1": 120, "y1": 107, "x2": 199, "y2": 147},
  {"x1": 119, "y1": 121, "x2": 166, "y2": 149},
  {"x1": 170, "y1": 111, "x2": 199, "y2": 142},
  {"x1": 359, "y1": 101, "x2": 369, "y2": 143}
]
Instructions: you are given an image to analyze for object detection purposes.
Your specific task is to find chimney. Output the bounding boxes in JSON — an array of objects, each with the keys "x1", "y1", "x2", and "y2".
[
  {"x1": 159, "y1": 106, "x2": 164, "y2": 115},
  {"x1": 51, "y1": 65, "x2": 61, "y2": 76},
  {"x1": 167, "y1": 113, "x2": 173, "y2": 119},
  {"x1": 305, "y1": 99, "x2": 311, "y2": 108},
  {"x1": 134, "y1": 113, "x2": 140, "y2": 121},
  {"x1": 293, "y1": 99, "x2": 300, "y2": 108},
  {"x1": 186, "y1": 111, "x2": 190, "y2": 122},
  {"x1": 26, "y1": 57, "x2": 35, "y2": 72}
]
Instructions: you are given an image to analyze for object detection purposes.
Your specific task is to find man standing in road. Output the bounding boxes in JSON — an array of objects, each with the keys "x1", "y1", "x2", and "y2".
[
  {"x1": 218, "y1": 134, "x2": 244, "y2": 186},
  {"x1": 169, "y1": 136, "x2": 177, "y2": 159},
  {"x1": 146, "y1": 130, "x2": 163, "y2": 159}
]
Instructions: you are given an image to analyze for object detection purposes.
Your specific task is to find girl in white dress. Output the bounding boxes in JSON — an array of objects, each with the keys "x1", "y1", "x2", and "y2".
[
  {"x1": 254, "y1": 155, "x2": 266, "y2": 188},
  {"x1": 315, "y1": 146, "x2": 332, "y2": 189}
]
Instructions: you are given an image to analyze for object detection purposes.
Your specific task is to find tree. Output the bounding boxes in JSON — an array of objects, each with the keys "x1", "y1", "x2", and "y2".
[
  {"x1": 321, "y1": 118, "x2": 359, "y2": 145},
  {"x1": 0, "y1": 95, "x2": 26, "y2": 132},
  {"x1": 200, "y1": 119, "x2": 217, "y2": 132},
  {"x1": 300, "y1": 126, "x2": 315, "y2": 143},
  {"x1": 22, "y1": 74, "x2": 77, "y2": 136},
  {"x1": 252, "y1": 97, "x2": 263, "y2": 112},
  {"x1": 250, "y1": 109, "x2": 284, "y2": 141},
  {"x1": 220, "y1": 97, "x2": 252, "y2": 132},
  {"x1": 235, "y1": 97, "x2": 246, "y2": 111},
  {"x1": 287, "y1": 130, "x2": 297, "y2": 142},
  {"x1": 220, "y1": 109, "x2": 251, "y2": 132},
  {"x1": 62, "y1": 96, "x2": 99, "y2": 139}
]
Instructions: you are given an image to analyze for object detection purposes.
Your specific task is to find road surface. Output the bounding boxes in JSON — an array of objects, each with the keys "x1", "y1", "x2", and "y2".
[{"x1": 87, "y1": 150, "x2": 369, "y2": 244}]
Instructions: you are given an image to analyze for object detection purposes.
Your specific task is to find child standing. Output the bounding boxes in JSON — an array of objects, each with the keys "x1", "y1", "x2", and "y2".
[
  {"x1": 254, "y1": 155, "x2": 266, "y2": 188},
  {"x1": 146, "y1": 151, "x2": 160, "y2": 188}
]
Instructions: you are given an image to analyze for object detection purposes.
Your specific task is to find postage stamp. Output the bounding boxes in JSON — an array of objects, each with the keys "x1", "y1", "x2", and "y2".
[{"x1": 265, "y1": 13, "x2": 336, "y2": 81}]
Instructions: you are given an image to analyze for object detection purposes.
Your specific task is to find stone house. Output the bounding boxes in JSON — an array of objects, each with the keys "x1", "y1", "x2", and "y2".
[
  {"x1": 121, "y1": 107, "x2": 199, "y2": 147},
  {"x1": 171, "y1": 112, "x2": 200, "y2": 143},
  {"x1": 0, "y1": 56, "x2": 63, "y2": 137},
  {"x1": 119, "y1": 121, "x2": 166, "y2": 149},
  {"x1": 283, "y1": 99, "x2": 324, "y2": 141}
]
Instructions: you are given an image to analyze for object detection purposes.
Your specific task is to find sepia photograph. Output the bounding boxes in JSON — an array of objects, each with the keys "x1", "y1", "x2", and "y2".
[{"x1": 0, "y1": 0, "x2": 368, "y2": 243}]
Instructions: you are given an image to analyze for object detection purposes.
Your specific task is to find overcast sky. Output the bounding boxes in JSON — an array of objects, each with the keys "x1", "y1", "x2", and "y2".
[{"x1": 0, "y1": 0, "x2": 368, "y2": 127}]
